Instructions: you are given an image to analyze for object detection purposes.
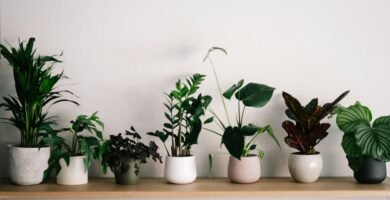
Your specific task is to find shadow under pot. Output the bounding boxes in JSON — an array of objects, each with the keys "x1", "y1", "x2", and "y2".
[
  {"x1": 288, "y1": 152, "x2": 323, "y2": 183},
  {"x1": 165, "y1": 156, "x2": 196, "y2": 184},
  {"x1": 8, "y1": 145, "x2": 50, "y2": 185},
  {"x1": 354, "y1": 157, "x2": 386, "y2": 184},
  {"x1": 57, "y1": 156, "x2": 88, "y2": 185},
  {"x1": 114, "y1": 159, "x2": 141, "y2": 185},
  {"x1": 228, "y1": 155, "x2": 261, "y2": 184}
]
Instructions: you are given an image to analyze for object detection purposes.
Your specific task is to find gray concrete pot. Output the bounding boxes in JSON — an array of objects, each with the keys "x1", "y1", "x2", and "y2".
[
  {"x1": 8, "y1": 145, "x2": 50, "y2": 185},
  {"x1": 114, "y1": 159, "x2": 141, "y2": 185},
  {"x1": 228, "y1": 155, "x2": 261, "y2": 184},
  {"x1": 288, "y1": 153, "x2": 323, "y2": 183}
]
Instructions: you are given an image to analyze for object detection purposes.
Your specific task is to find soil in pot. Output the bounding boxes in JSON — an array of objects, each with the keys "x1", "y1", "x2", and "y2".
[
  {"x1": 354, "y1": 157, "x2": 386, "y2": 184},
  {"x1": 228, "y1": 155, "x2": 260, "y2": 184},
  {"x1": 114, "y1": 159, "x2": 141, "y2": 185}
]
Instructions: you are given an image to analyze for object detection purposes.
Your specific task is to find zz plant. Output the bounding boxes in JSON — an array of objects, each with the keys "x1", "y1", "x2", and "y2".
[
  {"x1": 204, "y1": 47, "x2": 280, "y2": 160},
  {"x1": 101, "y1": 127, "x2": 162, "y2": 175},
  {"x1": 0, "y1": 38, "x2": 78, "y2": 147},
  {"x1": 282, "y1": 91, "x2": 349, "y2": 154},
  {"x1": 334, "y1": 102, "x2": 390, "y2": 171},
  {"x1": 42, "y1": 112, "x2": 104, "y2": 179},
  {"x1": 148, "y1": 74, "x2": 213, "y2": 157}
]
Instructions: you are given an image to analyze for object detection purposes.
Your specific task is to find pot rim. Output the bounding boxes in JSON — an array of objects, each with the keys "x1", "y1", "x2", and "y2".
[
  {"x1": 230, "y1": 155, "x2": 260, "y2": 160},
  {"x1": 291, "y1": 152, "x2": 321, "y2": 156},
  {"x1": 166, "y1": 155, "x2": 195, "y2": 159},
  {"x1": 7, "y1": 144, "x2": 50, "y2": 149}
]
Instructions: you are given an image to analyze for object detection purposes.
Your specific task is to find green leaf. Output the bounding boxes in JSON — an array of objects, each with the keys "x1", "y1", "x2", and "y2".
[
  {"x1": 235, "y1": 83, "x2": 275, "y2": 108},
  {"x1": 355, "y1": 123, "x2": 390, "y2": 161},
  {"x1": 249, "y1": 144, "x2": 256, "y2": 150},
  {"x1": 241, "y1": 125, "x2": 258, "y2": 136},
  {"x1": 336, "y1": 102, "x2": 372, "y2": 133},
  {"x1": 373, "y1": 116, "x2": 390, "y2": 127},
  {"x1": 203, "y1": 47, "x2": 227, "y2": 62},
  {"x1": 341, "y1": 132, "x2": 362, "y2": 158},
  {"x1": 222, "y1": 126, "x2": 244, "y2": 159},
  {"x1": 204, "y1": 117, "x2": 214, "y2": 124},
  {"x1": 223, "y1": 79, "x2": 244, "y2": 100},
  {"x1": 258, "y1": 149, "x2": 265, "y2": 159}
]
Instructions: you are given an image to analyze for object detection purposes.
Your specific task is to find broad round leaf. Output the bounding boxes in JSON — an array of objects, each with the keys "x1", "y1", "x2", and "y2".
[
  {"x1": 235, "y1": 83, "x2": 275, "y2": 108},
  {"x1": 373, "y1": 116, "x2": 390, "y2": 127},
  {"x1": 355, "y1": 123, "x2": 390, "y2": 160},
  {"x1": 341, "y1": 132, "x2": 362, "y2": 158},
  {"x1": 222, "y1": 126, "x2": 244, "y2": 159},
  {"x1": 336, "y1": 103, "x2": 372, "y2": 133}
]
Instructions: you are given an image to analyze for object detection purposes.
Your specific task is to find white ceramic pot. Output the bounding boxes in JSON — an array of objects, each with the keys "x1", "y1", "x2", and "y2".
[
  {"x1": 8, "y1": 145, "x2": 50, "y2": 185},
  {"x1": 164, "y1": 156, "x2": 196, "y2": 184},
  {"x1": 57, "y1": 155, "x2": 88, "y2": 185},
  {"x1": 288, "y1": 153, "x2": 323, "y2": 183},
  {"x1": 228, "y1": 155, "x2": 261, "y2": 184}
]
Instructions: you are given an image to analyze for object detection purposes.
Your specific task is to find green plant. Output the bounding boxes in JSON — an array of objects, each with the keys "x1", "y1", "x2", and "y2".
[
  {"x1": 101, "y1": 127, "x2": 162, "y2": 175},
  {"x1": 334, "y1": 102, "x2": 390, "y2": 171},
  {"x1": 42, "y1": 112, "x2": 104, "y2": 179},
  {"x1": 0, "y1": 38, "x2": 78, "y2": 147},
  {"x1": 203, "y1": 47, "x2": 280, "y2": 160},
  {"x1": 148, "y1": 74, "x2": 213, "y2": 157},
  {"x1": 282, "y1": 91, "x2": 349, "y2": 154}
]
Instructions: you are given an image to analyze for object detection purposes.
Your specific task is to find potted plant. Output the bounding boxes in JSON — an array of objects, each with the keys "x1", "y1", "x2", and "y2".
[
  {"x1": 148, "y1": 73, "x2": 213, "y2": 184},
  {"x1": 333, "y1": 102, "x2": 390, "y2": 184},
  {"x1": 42, "y1": 112, "x2": 104, "y2": 185},
  {"x1": 203, "y1": 47, "x2": 280, "y2": 184},
  {"x1": 101, "y1": 127, "x2": 162, "y2": 185},
  {"x1": 0, "y1": 38, "x2": 78, "y2": 185},
  {"x1": 281, "y1": 91, "x2": 349, "y2": 183}
]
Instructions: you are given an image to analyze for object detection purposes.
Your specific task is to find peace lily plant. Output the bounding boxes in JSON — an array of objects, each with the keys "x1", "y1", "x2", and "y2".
[{"x1": 204, "y1": 47, "x2": 280, "y2": 183}]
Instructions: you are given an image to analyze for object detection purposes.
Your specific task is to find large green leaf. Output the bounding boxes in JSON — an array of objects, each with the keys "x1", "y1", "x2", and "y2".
[
  {"x1": 235, "y1": 83, "x2": 275, "y2": 108},
  {"x1": 336, "y1": 103, "x2": 372, "y2": 133},
  {"x1": 341, "y1": 132, "x2": 362, "y2": 158},
  {"x1": 355, "y1": 123, "x2": 390, "y2": 160},
  {"x1": 373, "y1": 116, "x2": 390, "y2": 127},
  {"x1": 223, "y1": 79, "x2": 244, "y2": 100},
  {"x1": 222, "y1": 126, "x2": 244, "y2": 159}
]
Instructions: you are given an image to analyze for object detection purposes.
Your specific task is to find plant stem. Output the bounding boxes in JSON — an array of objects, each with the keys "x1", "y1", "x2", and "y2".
[
  {"x1": 237, "y1": 100, "x2": 241, "y2": 127},
  {"x1": 240, "y1": 106, "x2": 246, "y2": 126},
  {"x1": 207, "y1": 57, "x2": 231, "y2": 126},
  {"x1": 203, "y1": 128, "x2": 222, "y2": 136}
]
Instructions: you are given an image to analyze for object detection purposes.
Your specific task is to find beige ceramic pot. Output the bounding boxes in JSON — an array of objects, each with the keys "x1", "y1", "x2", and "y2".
[
  {"x1": 228, "y1": 155, "x2": 260, "y2": 183},
  {"x1": 288, "y1": 153, "x2": 323, "y2": 183}
]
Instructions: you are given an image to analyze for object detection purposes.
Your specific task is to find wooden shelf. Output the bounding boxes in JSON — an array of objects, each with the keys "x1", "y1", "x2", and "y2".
[{"x1": 1, "y1": 178, "x2": 390, "y2": 199}]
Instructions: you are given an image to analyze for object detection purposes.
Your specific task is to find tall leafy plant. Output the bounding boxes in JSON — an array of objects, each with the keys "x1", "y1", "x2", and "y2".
[
  {"x1": 282, "y1": 91, "x2": 349, "y2": 154},
  {"x1": 204, "y1": 47, "x2": 280, "y2": 160},
  {"x1": 148, "y1": 74, "x2": 213, "y2": 157},
  {"x1": 42, "y1": 112, "x2": 104, "y2": 179},
  {"x1": 334, "y1": 102, "x2": 390, "y2": 171},
  {"x1": 0, "y1": 38, "x2": 78, "y2": 147}
]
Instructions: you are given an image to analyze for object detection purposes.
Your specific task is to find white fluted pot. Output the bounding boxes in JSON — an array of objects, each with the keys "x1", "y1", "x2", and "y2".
[
  {"x1": 164, "y1": 156, "x2": 196, "y2": 184},
  {"x1": 8, "y1": 145, "x2": 50, "y2": 185},
  {"x1": 57, "y1": 156, "x2": 88, "y2": 185},
  {"x1": 288, "y1": 153, "x2": 323, "y2": 183},
  {"x1": 228, "y1": 155, "x2": 261, "y2": 184}
]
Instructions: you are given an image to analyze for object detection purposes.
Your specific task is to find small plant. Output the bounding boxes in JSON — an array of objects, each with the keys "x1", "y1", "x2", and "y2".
[
  {"x1": 282, "y1": 91, "x2": 349, "y2": 154},
  {"x1": 101, "y1": 127, "x2": 162, "y2": 175},
  {"x1": 42, "y1": 112, "x2": 104, "y2": 179},
  {"x1": 148, "y1": 74, "x2": 213, "y2": 157},
  {"x1": 334, "y1": 102, "x2": 390, "y2": 171},
  {"x1": 0, "y1": 38, "x2": 78, "y2": 147},
  {"x1": 204, "y1": 47, "x2": 280, "y2": 160}
]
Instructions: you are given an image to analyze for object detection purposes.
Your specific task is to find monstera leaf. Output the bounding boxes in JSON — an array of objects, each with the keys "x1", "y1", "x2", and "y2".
[
  {"x1": 235, "y1": 83, "x2": 275, "y2": 108},
  {"x1": 222, "y1": 126, "x2": 245, "y2": 159}
]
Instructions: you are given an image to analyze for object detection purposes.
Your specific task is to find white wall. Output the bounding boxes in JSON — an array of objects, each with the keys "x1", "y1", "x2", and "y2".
[{"x1": 1, "y1": 0, "x2": 390, "y2": 179}]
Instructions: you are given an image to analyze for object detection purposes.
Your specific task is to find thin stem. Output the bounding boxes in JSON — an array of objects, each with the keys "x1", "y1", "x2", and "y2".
[
  {"x1": 203, "y1": 128, "x2": 222, "y2": 137},
  {"x1": 207, "y1": 57, "x2": 231, "y2": 126},
  {"x1": 208, "y1": 109, "x2": 226, "y2": 130},
  {"x1": 237, "y1": 100, "x2": 241, "y2": 127},
  {"x1": 240, "y1": 106, "x2": 246, "y2": 126}
]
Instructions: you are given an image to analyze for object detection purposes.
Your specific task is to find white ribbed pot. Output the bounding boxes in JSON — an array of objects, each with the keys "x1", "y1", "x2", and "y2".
[
  {"x1": 8, "y1": 145, "x2": 50, "y2": 185},
  {"x1": 164, "y1": 156, "x2": 196, "y2": 184},
  {"x1": 288, "y1": 153, "x2": 323, "y2": 183},
  {"x1": 57, "y1": 156, "x2": 88, "y2": 185},
  {"x1": 228, "y1": 155, "x2": 261, "y2": 184}
]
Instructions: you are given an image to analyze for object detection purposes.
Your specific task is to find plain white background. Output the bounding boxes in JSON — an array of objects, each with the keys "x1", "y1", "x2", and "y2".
[{"x1": 1, "y1": 0, "x2": 390, "y2": 185}]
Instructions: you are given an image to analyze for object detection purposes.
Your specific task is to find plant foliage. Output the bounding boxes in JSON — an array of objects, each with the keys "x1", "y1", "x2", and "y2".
[
  {"x1": 101, "y1": 126, "x2": 162, "y2": 175},
  {"x1": 282, "y1": 91, "x2": 349, "y2": 154},
  {"x1": 42, "y1": 112, "x2": 104, "y2": 179},
  {"x1": 148, "y1": 74, "x2": 213, "y2": 157},
  {"x1": 204, "y1": 47, "x2": 280, "y2": 160},
  {"x1": 0, "y1": 38, "x2": 78, "y2": 147},
  {"x1": 334, "y1": 102, "x2": 390, "y2": 171}
]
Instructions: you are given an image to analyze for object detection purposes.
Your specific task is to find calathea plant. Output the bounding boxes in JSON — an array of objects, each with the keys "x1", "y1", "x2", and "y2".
[
  {"x1": 0, "y1": 38, "x2": 78, "y2": 147},
  {"x1": 203, "y1": 47, "x2": 280, "y2": 160},
  {"x1": 101, "y1": 126, "x2": 162, "y2": 175},
  {"x1": 42, "y1": 112, "x2": 104, "y2": 179},
  {"x1": 282, "y1": 91, "x2": 349, "y2": 154},
  {"x1": 334, "y1": 102, "x2": 390, "y2": 171},
  {"x1": 148, "y1": 73, "x2": 213, "y2": 157}
]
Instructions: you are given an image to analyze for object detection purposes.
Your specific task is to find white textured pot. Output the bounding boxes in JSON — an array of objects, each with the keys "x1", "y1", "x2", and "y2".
[
  {"x1": 8, "y1": 145, "x2": 50, "y2": 185},
  {"x1": 288, "y1": 153, "x2": 323, "y2": 183},
  {"x1": 164, "y1": 156, "x2": 196, "y2": 184},
  {"x1": 57, "y1": 155, "x2": 88, "y2": 185},
  {"x1": 228, "y1": 155, "x2": 261, "y2": 184}
]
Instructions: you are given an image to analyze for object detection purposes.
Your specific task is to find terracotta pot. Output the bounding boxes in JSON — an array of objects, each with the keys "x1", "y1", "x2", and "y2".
[
  {"x1": 57, "y1": 156, "x2": 88, "y2": 185},
  {"x1": 288, "y1": 153, "x2": 322, "y2": 183},
  {"x1": 8, "y1": 145, "x2": 50, "y2": 185},
  {"x1": 228, "y1": 155, "x2": 260, "y2": 184},
  {"x1": 164, "y1": 156, "x2": 196, "y2": 184},
  {"x1": 114, "y1": 159, "x2": 141, "y2": 185}
]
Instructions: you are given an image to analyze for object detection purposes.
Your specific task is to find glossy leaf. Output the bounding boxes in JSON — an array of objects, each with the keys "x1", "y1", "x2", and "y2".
[
  {"x1": 336, "y1": 103, "x2": 372, "y2": 133},
  {"x1": 355, "y1": 123, "x2": 390, "y2": 161},
  {"x1": 223, "y1": 79, "x2": 244, "y2": 100},
  {"x1": 222, "y1": 127, "x2": 244, "y2": 159},
  {"x1": 235, "y1": 83, "x2": 275, "y2": 108}
]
